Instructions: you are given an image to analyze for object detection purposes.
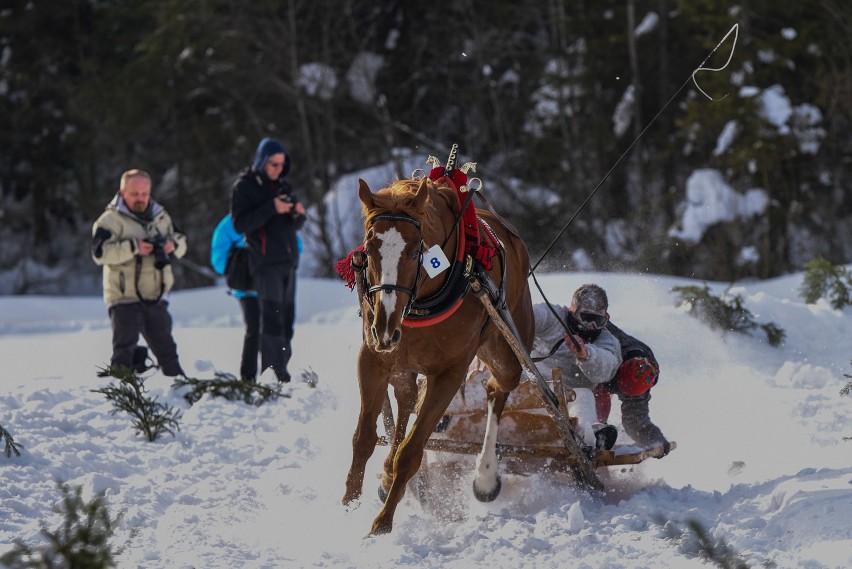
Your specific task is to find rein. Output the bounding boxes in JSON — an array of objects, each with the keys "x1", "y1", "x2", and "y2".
[{"x1": 441, "y1": 185, "x2": 476, "y2": 251}]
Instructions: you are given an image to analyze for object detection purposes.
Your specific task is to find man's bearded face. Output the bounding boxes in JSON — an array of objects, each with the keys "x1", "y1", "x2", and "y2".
[{"x1": 121, "y1": 177, "x2": 151, "y2": 214}]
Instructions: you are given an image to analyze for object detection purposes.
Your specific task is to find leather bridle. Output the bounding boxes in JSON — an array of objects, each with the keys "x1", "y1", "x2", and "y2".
[{"x1": 364, "y1": 213, "x2": 425, "y2": 319}]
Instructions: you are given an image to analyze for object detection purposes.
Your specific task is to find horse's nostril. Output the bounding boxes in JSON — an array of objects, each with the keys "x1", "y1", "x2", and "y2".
[
  {"x1": 371, "y1": 326, "x2": 379, "y2": 343},
  {"x1": 391, "y1": 329, "x2": 401, "y2": 344}
]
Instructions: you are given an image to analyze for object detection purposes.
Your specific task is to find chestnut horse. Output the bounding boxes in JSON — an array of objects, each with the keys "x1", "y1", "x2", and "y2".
[{"x1": 342, "y1": 176, "x2": 535, "y2": 536}]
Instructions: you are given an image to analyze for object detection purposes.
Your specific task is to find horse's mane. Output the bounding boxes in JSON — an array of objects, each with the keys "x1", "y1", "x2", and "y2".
[{"x1": 363, "y1": 179, "x2": 457, "y2": 236}]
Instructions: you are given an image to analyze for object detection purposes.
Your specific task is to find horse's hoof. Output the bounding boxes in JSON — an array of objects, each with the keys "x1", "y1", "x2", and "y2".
[
  {"x1": 342, "y1": 491, "x2": 361, "y2": 507},
  {"x1": 472, "y1": 476, "x2": 502, "y2": 502},
  {"x1": 368, "y1": 519, "x2": 392, "y2": 537}
]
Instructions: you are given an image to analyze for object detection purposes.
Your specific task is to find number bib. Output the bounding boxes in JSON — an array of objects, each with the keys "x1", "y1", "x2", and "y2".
[{"x1": 422, "y1": 244, "x2": 450, "y2": 278}]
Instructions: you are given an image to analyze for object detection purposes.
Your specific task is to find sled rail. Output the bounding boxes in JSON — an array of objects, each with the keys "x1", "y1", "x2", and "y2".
[{"x1": 377, "y1": 437, "x2": 676, "y2": 469}]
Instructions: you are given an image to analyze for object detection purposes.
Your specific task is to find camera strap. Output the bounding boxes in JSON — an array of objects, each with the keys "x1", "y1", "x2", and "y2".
[{"x1": 134, "y1": 255, "x2": 165, "y2": 305}]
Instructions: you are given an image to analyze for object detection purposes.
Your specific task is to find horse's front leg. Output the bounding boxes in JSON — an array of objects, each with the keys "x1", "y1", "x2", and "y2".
[
  {"x1": 369, "y1": 368, "x2": 464, "y2": 536},
  {"x1": 472, "y1": 374, "x2": 514, "y2": 502},
  {"x1": 343, "y1": 347, "x2": 390, "y2": 506},
  {"x1": 380, "y1": 372, "x2": 418, "y2": 498}
]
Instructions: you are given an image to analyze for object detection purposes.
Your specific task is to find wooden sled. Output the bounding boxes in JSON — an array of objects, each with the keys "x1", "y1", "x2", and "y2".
[{"x1": 397, "y1": 367, "x2": 675, "y2": 477}]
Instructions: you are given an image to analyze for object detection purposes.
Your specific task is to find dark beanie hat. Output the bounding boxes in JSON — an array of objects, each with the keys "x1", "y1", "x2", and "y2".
[{"x1": 252, "y1": 137, "x2": 289, "y2": 175}]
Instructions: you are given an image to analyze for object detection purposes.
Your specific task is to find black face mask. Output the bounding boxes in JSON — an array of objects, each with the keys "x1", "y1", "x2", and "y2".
[
  {"x1": 566, "y1": 311, "x2": 604, "y2": 343},
  {"x1": 579, "y1": 327, "x2": 602, "y2": 343}
]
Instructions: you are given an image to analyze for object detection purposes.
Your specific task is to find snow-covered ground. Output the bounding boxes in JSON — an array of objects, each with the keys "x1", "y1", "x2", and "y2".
[{"x1": 1, "y1": 270, "x2": 850, "y2": 568}]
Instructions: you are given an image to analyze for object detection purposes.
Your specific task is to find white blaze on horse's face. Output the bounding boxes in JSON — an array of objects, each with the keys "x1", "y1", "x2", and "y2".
[{"x1": 375, "y1": 226, "x2": 407, "y2": 338}]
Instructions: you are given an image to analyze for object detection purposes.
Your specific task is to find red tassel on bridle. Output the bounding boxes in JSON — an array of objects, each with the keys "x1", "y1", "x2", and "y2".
[{"x1": 335, "y1": 244, "x2": 365, "y2": 290}]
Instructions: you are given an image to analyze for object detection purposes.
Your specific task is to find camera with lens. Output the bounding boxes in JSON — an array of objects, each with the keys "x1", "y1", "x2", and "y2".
[
  {"x1": 277, "y1": 191, "x2": 303, "y2": 219},
  {"x1": 144, "y1": 235, "x2": 172, "y2": 269}
]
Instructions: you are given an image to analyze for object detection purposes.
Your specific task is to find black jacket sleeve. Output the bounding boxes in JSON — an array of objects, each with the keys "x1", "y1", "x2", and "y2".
[{"x1": 231, "y1": 175, "x2": 276, "y2": 235}]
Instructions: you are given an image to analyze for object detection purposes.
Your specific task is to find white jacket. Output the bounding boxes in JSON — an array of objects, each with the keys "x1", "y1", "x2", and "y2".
[
  {"x1": 92, "y1": 195, "x2": 187, "y2": 307},
  {"x1": 531, "y1": 302, "x2": 622, "y2": 389}
]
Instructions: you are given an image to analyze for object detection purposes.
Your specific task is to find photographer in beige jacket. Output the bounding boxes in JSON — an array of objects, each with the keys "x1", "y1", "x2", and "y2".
[{"x1": 92, "y1": 169, "x2": 187, "y2": 376}]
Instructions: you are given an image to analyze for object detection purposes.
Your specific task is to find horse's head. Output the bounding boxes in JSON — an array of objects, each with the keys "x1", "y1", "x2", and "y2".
[{"x1": 358, "y1": 177, "x2": 430, "y2": 352}]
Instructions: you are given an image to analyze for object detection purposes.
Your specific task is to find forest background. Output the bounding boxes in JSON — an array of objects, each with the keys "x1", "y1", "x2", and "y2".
[{"x1": 1, "y1": 0, "x2": 850, "y2": 294}]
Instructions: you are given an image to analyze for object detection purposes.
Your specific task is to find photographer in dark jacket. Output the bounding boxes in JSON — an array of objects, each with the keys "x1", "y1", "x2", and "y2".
[{"x1": 231, "y1": 138, "x2": 306, "y2": 383}]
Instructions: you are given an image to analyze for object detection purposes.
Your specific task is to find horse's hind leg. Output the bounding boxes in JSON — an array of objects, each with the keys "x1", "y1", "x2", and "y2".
[
  {"x1": 343, "y1": 348, "x2": 390, "y2": 505},
  {"x1": 473, "y1": 345, "x2": 525, "y2": 502},
  {"x1": 472, "y1": 376, "x2": 511, "y2": 502}
]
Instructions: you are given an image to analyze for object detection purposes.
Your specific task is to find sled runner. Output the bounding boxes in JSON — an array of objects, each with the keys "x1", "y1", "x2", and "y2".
[{"x1": 384, "y1": 367, "x2": 675, "y2": 478}]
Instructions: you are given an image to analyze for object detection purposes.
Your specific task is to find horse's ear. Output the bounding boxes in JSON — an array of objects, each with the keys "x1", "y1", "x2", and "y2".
[
  {"x1": 358, "y1": 179, "x2": 375, "y2": 209},
  {"x1": 414, "y1": 177, "x2": 429, "y2": 212}
]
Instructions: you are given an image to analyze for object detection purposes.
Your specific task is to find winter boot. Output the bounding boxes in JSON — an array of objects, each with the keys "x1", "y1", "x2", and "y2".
[
  {"x1": 132, "y1": 346, "x2": 156, "y2": 373},
  {"x1": 593, "y1": 423, "x2": 618, "y2": 451}
]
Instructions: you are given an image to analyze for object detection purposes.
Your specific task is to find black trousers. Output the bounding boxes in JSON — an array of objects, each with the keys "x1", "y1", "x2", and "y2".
[
  {"x1": 238, "y1": 295, "x2": 261, "y2": 380},
  {"x1": 109, "y1": 301, "x2": 183, "y2": 376},
  {"x1": 254, "y1": 264, "x2": 297, "y2": 378}
]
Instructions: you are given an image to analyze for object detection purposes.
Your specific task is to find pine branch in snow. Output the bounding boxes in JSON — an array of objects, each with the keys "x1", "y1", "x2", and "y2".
[
  {"x1": 0, "y1": 481, "x2": 119, "y2": 569},
  {"x1": 799, "y1": 257, "x2": 852, "y2": 310},
  {"x1": 1, "y1": 423, "x2": 23, "y2": 457},
  {"x1": 659, "y1": 517, "x2": 758, "y2": 569},
  {"x1": 684, "y1": 519, "x2": 754, "y2": 569},
  {"x1": 171, "y1": 371, "x2": 291, "y2": 407},
  {"x1": 672, "y1": 284, "x2": 786, "y2": 346},
  {"x1": 92, "y1": 366, "x2": 182, "y2": 442}
]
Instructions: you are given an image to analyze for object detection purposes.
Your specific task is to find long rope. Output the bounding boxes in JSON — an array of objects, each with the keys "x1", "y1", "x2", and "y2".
[
  {"x1": 530, "y1": 24, "x2": 739, "y2": 274},
  {"x1": 530, "y1": 24, "x2": 739, "y2": 335}
]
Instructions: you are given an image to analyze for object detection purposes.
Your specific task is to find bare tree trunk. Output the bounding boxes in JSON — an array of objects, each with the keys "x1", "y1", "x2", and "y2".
[
  {"x1": 548, "y1": 0, "x2": 573, "y2": 163},
  {"x1": 626, "y1": 0, "x2": 644, "y2": 213},
  {"x1": 653, "y1": 0, "x2": 672, "y2": 236}
]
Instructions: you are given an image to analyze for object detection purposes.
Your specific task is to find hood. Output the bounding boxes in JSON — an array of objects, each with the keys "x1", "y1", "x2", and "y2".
[
  {"x1": 110, "y1": 193, "x2": 164, "y2": 223},
  {"x1": 251, "y1": 137, "x2": 291, "y2": 177}
]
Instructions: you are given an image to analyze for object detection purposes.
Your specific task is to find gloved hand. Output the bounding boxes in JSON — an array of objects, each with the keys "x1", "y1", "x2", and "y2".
[
  {"x1": 564, "y1": 334, "x2": 589, "y2": 360},
  {"x1": 655, "y1": 440, "x2": 671, "y2": 458}
]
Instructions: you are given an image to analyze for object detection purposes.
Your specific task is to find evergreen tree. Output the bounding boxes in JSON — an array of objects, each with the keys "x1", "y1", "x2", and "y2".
[{"x1": 0, "y1": 0, "x2": 850, "y2": 289}]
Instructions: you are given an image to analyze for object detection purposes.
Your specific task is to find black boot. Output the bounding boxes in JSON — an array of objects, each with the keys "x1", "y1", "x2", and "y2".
[
  {"x1": 593, "y1": 423, "x2": 618, "y2": 450},
  {"x1": 132, "y1": 346, "x2": 156, "y2": 373}
]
